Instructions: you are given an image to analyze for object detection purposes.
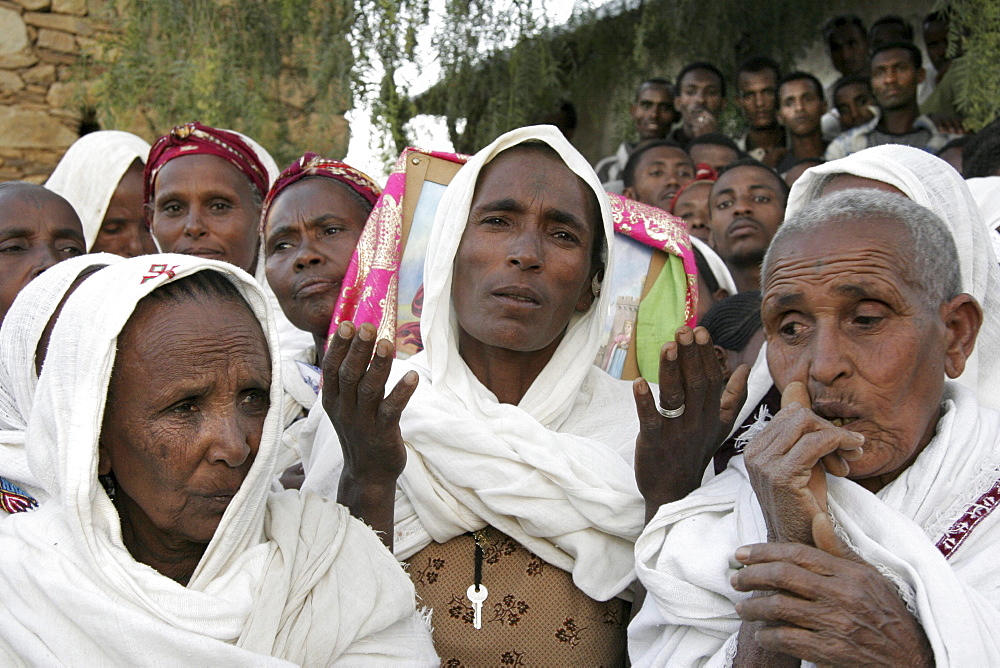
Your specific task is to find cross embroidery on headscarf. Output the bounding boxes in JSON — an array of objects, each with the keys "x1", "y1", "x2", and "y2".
[
  {"x1": 0, "y1": 477, "x2": 37, "y2": 514},
  {"x1": 141, "y1": 264, "x2": 179, "y2": 284}
]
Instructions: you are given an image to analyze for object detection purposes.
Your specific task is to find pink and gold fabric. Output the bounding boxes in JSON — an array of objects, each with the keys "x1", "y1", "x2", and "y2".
[{"x1": 329, "y1": 148, "x2": 697, "y2": 350}]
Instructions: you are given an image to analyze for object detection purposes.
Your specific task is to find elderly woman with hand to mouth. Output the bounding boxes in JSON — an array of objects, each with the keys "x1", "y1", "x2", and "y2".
[
  {"x1": 0, "y1": 254, "x2": 436, "y2": 664},
  {"x1": 630, "y1": 187, "x2": 1000, "y2": 666}
]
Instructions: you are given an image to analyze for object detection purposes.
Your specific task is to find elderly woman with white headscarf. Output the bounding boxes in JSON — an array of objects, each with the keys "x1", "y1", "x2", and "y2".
[
  {"x1": 301, "y1": 126, "x2": 725, "y2": 665},
  {"x1": 0, "y1": 254, "x2": 437, "y2": 664},
  {"x1": 0, "y1": 253, "x2": 121, "y2": 516},
  {"x1": 629, "y1": 151, "x2": 1000, "y2": 665},
  {"x1": 45, "y1": 130, "x2": 156, "y2": 258}
]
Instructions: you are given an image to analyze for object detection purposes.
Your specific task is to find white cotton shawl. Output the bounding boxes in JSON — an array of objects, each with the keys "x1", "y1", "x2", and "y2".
[
  {"x1": 965, "y1": 176, "x2": 1000, "y2": 261},
  {"x1": 0, "y1": 254, "x2": 437, "y2": 665},
  {"x1": 691, "y1": 236, "x2": 738, "y2": 297},
  {"x1": 629, "y1": 382, "x2": 1000, "y2": 666},
  {"x1": 302, "y1": 125, "x2": 645, "y2": 602},
  {"x1": 0, "y1": 252, "x2": 122, "y2": 505},
  {"x1": 731, "y1": 145, "x2": 1000, "y2": 434},
  {"x1": 45, "y1": 131, "x2": 151, "y2": 250}
]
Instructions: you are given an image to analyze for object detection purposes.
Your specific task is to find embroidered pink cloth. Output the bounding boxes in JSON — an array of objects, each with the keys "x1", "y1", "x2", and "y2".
[
  {"x1": 330, "y1": 148, "x2": 469, "y2": 345},
  {"x1": 329, "y1": 148, "x2": 698, "y2": 349}
]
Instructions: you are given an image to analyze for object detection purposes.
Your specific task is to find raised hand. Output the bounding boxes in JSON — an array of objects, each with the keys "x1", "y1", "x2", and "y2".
[
  {"x1": 634, "y1": 326, "x2": 749, "y2": 522},
  {"x1": 743, "y1": 381, "x2": 864, "y2": 545},
  {"x1": 730, "y1": 514, "x2": 933, "y2": 667},
  {"x1": 322, "y1": 320, "x2": 418, "y2": 549}
]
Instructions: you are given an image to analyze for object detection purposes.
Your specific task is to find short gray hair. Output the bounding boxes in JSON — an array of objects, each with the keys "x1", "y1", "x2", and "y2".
[{"x1": 762, "y1": 189, "x2": 962, "y2": 304}]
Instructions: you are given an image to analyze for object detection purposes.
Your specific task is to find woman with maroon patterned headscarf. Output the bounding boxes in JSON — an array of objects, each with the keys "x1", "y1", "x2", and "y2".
[{"x1": 143, "y1": 122, "x2": 312, "y2": 358}]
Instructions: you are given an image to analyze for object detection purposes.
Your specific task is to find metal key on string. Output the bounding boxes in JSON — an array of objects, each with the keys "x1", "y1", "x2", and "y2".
[{"x1": 468, "y1": 529, "x2": 489, "y2": 629}]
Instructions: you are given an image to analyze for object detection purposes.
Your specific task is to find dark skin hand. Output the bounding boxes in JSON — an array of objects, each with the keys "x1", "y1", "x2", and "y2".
[
  {"x1": 633, "y1": 326, "x2": 750, "y2": 523},
  {"x1": 744, "y1": 381, "x2": 864, "y2": 545},
  {"x1": 322, "y1": 321, "x2": 418, "y2": 550},
  {"x1": 732, "y1": 513, "x2": 934, "y2": 667}
]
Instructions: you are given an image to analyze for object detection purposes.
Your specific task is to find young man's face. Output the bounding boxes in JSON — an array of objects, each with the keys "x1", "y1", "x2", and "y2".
[
  {"x1": 827, "y1": 24, "x2": 869, "y2": 76},
  {"x1": 871, "y1": 48, "x2": 924, "y2": 112},
  {"x1": 630, "y1": 84, "x2": 677, "y2": 141},
  {"x1": 834, "y1": 82, "x2": 876, "y2": 130},
  {"x1": 737, "y1": 69, "x2": 779, "y2": 131},
  {"x1": 777, "y1": 79, "x2": 826, "y2": 138}
]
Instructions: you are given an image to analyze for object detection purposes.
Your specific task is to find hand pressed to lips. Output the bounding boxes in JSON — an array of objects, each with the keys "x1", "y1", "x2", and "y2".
[{"x1": 743, "y1": 382, "x2": 865, "y2": 546}]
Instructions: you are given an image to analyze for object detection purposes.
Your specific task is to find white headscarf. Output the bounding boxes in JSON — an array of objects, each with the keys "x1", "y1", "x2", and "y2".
[
  {"x1": 0, "y1": 254, "x2": 436, "y2": 664},
  {"x1": 0, "y1": 252, "x2": 122, "y2": 505},
  {"x1": 733, "y1": 145, "x2": 1000, "y2": 433},
  {"x1": 302, "y1": 125, "x2": 646, "y2": 602},
  {"x1": 965, "y1": 176, "x2": 1000, "y2": 261},
  {"x1": 45, "y1": 131, "x2": 151, "y2": 250}
]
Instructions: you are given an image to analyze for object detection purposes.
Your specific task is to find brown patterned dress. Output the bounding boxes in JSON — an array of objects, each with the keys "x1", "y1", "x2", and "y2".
[{"x1": 405, "y1": 527, "x2": 630, "y2": 667}]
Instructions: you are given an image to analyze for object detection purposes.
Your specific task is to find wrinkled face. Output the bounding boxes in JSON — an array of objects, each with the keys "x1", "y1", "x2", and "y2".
[
  {"x1": 737, "y1": 69, "x2": 779, "y2": 130},
  {"x1": 709, "y1": 166, "x2": 785, "y2": 266},
  {"x1": 923, "y1": 19, "x2": 950, "y2": 72},
  {"x1": 451, "y1": 148, "x2": 597, "y2": 355},
  {"x1": 777, "y1": 79, "x2": 826, "y2": 137},
  {"x1": 833, "y1": 82, "x2": 875, "y2": 130},
  {"x1": 94, "y1": 160, "x2": 157, "y2": 258},
  {"x1": 672, "y1": 180, "x2": 712, "y2": 242},
  {"x1": 871, "y1": 48, "x2": 923, "y2": 112},
  {"x1": 99, "y1": 295, "x2": 271, "y2": 547},
  {"x1": 264, "y1": 178, "x2": 369, "y2": 341},
  {"x1": 763, "y1": 217, "x2": 948, "y2": 480},
  {"x1": 151, "y1": 154, "x2": 262, "y2": 273},
  {"x1": 625, "y1": 146, "x2": 695, "y2": 209},
  {"x1": 675, "y1": 69, "x2": 725, "y2": 126},
  {"x1": 827, "y1": 24, "x2": 869, "y2": 76},
  {"x1": 0, "y1": 188, "x2": 85, "y2": 324},
  {"x1": 689, "y1": 143, "x2": 739, "y2": 173},
  {"x1": 630, "y1": 84, "x2": 677, "y2": 141}
]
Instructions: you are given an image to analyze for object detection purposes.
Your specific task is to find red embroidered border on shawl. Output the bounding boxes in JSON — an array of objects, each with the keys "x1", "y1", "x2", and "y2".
[{"x1": 935, "y1": 474, "x2": 1000, "y2": 560}]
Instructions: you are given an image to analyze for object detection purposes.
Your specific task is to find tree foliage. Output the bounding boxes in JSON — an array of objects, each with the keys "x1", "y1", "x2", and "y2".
[
  {"x1": 88, "y1": 0, "x2": 356, "y2": 165},
  {"x1": 944, "y1": 0, "x2": 1000, "y2": 131},
  {"x1": 84, "y1": 0, "x2": 999, "y2": 165}
]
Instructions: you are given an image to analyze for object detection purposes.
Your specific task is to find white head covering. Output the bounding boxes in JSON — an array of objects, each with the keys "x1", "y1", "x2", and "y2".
[
  {"x1": 45, "y1": 131, "x2": 151, "y2": 250},
  {"x1": 420, "y1": 125, "x2": 617, "y2": 427},
  {"x1": 303, "y1": 126, "x2": 645, "y2": 601},
  {"x1": 691, "y1": 236, "x2": 738, "y2": 297},
  {"x1": 733, "y1": 144, "x2": 1000, "y2": 433},
  {"x1": 965, "y1": 176, "x2": 1000, "y2": 260},
  {"x1": 0, "y1": 253, "x2": 122, "y2": 503},
  {"x1": 0, "y1": 254, "x2": 435, "y2": 664}
]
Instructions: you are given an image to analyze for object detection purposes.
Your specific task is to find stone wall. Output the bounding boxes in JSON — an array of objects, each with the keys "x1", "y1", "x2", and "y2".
[
  {"x1": 0, "y1": 0, "x2": 99, "y2": 183},
  {"x1": 0, "y1": 1, "x2": 352, "y2": 183}
]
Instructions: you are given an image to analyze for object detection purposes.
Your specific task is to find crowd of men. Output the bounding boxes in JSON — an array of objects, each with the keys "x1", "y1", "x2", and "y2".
[{"x1": 594, "y1": 10, "x2": 998, "y2": 312}]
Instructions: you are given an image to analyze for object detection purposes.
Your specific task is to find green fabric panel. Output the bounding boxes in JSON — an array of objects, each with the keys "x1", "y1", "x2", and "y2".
[{"x1": 635, "y1": 254, "x2": 689, "y2": 379}]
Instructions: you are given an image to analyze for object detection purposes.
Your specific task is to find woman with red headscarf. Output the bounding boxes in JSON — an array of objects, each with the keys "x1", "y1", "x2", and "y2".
[
  {"x1": 143, "y1": 122, "x2": 313, "y2": 358},
  {"x1": 259, "y1": 153, "x2": 382, "y2": 477}
]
